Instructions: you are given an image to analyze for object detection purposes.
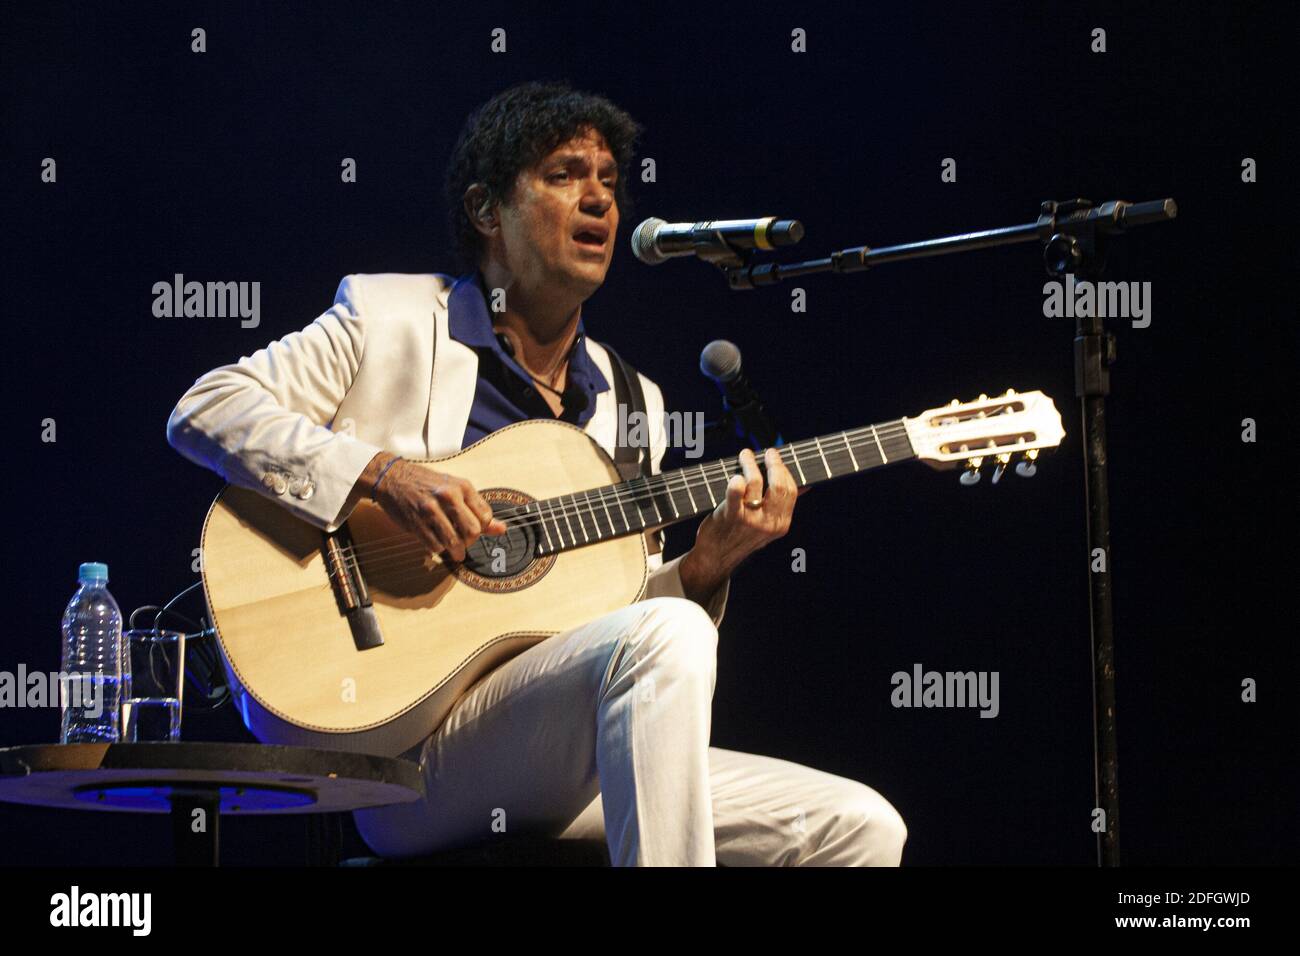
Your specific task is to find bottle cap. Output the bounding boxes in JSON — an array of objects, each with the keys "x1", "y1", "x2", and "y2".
[{"x1": 78, "y1": 562, "x2": 108, "y2": 584}]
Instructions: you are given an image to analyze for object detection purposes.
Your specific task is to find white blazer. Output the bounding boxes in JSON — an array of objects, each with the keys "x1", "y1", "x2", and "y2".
[{"x1": 166, "y1": 272, "x2": 729, "y2": 625}]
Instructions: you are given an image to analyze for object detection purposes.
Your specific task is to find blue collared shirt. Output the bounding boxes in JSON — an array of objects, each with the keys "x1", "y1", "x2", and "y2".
[{"x1": 448, "y1": 272, "x2": 611, "y2": 448}]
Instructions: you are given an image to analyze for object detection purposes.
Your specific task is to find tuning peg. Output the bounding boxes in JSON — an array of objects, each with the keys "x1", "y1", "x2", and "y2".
[
  {"x1": 991, "y1": 453, "x2": 1012, "y2": 484},
  {"x1": 959, "y1": 456, "x2": 984, "y2": 485},
  {"x1": 1015, "y1": 449, "x2": 1039, "y2": 478}
]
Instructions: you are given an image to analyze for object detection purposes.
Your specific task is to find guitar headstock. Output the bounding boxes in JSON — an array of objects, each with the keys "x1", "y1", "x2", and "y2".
[{"x1": 902, "y1": 389, "x2": 1065, "y2": 484}]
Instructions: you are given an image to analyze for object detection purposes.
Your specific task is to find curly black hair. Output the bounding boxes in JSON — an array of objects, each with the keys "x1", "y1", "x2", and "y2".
[{"x1": 444, "y1": 81, "x2": 643, "y2": 271}]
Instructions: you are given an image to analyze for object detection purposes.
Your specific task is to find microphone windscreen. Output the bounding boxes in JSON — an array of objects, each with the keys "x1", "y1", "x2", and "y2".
[
  {"x1": 631, "y1": 217, "x2": 668, "y2": 265},
  {"x1": 700, "y1": 339, "x2": 742, "y2": 383}
]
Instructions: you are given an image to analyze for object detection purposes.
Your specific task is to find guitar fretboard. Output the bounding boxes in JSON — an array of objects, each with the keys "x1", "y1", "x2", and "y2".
[{"x1": 527, "y1": 419, "x2": 914, "y2": 556}]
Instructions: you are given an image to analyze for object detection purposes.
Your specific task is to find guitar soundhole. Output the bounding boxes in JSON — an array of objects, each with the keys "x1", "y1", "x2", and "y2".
[{"x1": 453, "y1": 489, "x2": 556, "y2": 593}]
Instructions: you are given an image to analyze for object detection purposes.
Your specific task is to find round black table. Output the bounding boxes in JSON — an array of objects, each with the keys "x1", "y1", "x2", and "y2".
[{"x1": 0, "y1": 742, "x2": 423, "y2": 865}]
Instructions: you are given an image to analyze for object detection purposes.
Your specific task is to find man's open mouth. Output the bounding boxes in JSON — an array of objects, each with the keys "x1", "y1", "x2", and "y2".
[{"x1": 572, "y1": 225, "x2": 609, "y2": 248}]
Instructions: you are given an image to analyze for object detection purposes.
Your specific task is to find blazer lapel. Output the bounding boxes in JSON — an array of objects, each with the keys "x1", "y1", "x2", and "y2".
[{"x1": 426, "y1": 277, "x2": 478, "y2": 456}]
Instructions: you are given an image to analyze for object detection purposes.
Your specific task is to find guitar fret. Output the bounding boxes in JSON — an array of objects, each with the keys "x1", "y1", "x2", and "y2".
[
  {"x1": 596, "y1": 488, "x2": 615, "y2": 539},
  {"x1": 590, "y1": 489, "x2": 608, "y2": 540},
  {"x1": 580, "y1": 490, "x2": 595, "y2": 542},
  {"x1": 681, "y1": 467, "x2": 699, "y2": 512},
  {"x1": 544, "y1": 499, "x2": 565, "y2": 550},
  {"x1": 841, "y1": 431, "x2": 860, "y2": 471},
  {"x1": 870, "y1": 424, "x2": 888, "y2": 464},
  {"x1": 582, "y1": 489, "x2": 595, "y2": 541},
  {"x1": 534, "y1": 502, "x2": 554, "y2": 554},
  {"x1": 556, "y1": 499, "x2": 572, "y2": 548},
  {"x1": 699, "y1": 463, "x2": 717, "y2": 507},
  {"x1": 787, "y1": 444, "x2": 807, "y2": 484},
  {"x1": 612, "y1": 484, "x2": 631, "y2": 532},
  {"x1": 577, "y1": 492, "x2": 595, "y2": 543},
  {"x1": 812, "y1": 436, "x2": 832, "y2": 478},
  {"x1": 621, "y1": 478, "x2": 646, "y2": 530},
  {"x1": 562, "y1": 494, "x2": 580, "y2": 544},
  {"x1": 644, "y1": 477, "x2": 663, "y2": 524},
  {"x1": 561, "y1": 495, "x2": 578, "y2": 544},
  {"x1": 663, "y1": 476, "x2": 680, "y2": 518}
]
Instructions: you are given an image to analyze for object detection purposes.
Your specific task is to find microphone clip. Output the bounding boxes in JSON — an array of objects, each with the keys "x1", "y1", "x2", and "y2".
[{"x1": 692, "y1": 233, "x2": 754, "y2": 272}]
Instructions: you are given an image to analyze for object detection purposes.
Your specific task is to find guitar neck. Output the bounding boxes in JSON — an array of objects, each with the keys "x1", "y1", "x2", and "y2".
[{"x1": 530, "y1": 419, "x2": 915, "y2": 556}]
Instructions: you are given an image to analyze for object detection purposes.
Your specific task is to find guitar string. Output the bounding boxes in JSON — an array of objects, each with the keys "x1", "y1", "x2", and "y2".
[
  {"x1": 335, "y1": 420, "x2": 916, "y2": 562},
  {"x1": 335, "y1": 451, "x2": 915, "y2": 578},
  {"x1": 337, "y1": 439, "x2": 919, "y2": 576},
  {"x1": 333, "y1": 423, "x2": 916, "y2": 564},
  {"x1": 335, "y1": 431, "x2": 920, "y2": 574},
  {"x1": 322, "y1": 408, "x2": 1039, "y2": 585},
  {"x1": 335, "y1": 426, "x2": 921, "y2": 568},
  {"x1": 327, "y1": 437, "x2": 921, "y2": 587},
  {"x1": 499, "y1": 420, "x2": 913, "y2": 521}
]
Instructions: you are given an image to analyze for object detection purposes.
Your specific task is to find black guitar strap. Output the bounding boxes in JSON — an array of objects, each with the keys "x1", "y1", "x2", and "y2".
[{"x1": 599, "y1": 341, "x2": 652, "y2": 482}]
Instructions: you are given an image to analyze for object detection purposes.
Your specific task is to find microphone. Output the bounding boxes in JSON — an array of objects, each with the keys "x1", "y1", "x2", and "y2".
[
  {"x1": 700, "y1": 340, "x2": 784, "y2": 451},
  {"x1": 632, "y1": 216, "x2": 804, "y2": 265}
]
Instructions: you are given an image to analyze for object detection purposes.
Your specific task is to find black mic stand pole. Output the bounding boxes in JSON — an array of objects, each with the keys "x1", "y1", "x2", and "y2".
[{"x1": 711, "y1": 197, "x2": 1177, "y2": 868}]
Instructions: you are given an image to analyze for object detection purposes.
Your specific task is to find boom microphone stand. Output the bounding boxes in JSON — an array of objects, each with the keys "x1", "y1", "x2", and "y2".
[{"x1": 702, "y1": 197, "x2": 1178, "y2": 867}]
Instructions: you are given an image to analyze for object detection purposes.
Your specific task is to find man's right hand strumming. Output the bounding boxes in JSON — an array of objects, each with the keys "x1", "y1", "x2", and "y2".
[{"x1": 351, "y1": 452, "x2": 507, "y2": 562}]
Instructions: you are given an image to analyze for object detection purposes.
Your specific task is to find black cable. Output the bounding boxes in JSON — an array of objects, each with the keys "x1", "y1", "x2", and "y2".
[
  {"x1": 152, "y1": 580, "x2": 204, "y2": 633},
  {"x1": 127, "y1": 580, "x2": 231, "y2": 715}
]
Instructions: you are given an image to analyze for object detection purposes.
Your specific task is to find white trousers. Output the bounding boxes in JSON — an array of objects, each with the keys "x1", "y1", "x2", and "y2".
[{"x1": 353, "y1": 596, "x2": 907, "y2": 866}]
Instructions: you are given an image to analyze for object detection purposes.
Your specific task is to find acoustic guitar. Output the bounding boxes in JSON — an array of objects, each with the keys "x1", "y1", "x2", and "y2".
[{"x1": 199, "y1": 389, "x2": 1064, "y2": 756}]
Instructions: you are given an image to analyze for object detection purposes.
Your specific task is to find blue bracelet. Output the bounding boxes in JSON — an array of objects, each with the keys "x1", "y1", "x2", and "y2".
[{"x1": 370, "y1": 456, "x2": 403, "y2": 500}]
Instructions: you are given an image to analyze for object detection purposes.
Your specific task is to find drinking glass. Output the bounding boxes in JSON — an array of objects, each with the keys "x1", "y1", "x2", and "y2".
[{"x1": 121, "y1": 628, "x2": 184, "y2": 742}]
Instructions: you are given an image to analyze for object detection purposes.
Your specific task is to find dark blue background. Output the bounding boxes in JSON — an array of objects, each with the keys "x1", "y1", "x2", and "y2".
[{"x1": 1, "y1": 1, "x2": 1292, "y2": 865}]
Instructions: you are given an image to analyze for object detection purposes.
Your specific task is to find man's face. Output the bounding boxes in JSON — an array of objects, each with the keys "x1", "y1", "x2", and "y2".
[{"x1": 493, "y1": 127, "x2": 619, "y2": 297}]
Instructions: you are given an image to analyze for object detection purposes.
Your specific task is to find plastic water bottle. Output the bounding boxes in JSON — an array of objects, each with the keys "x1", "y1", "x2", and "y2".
[{"x1": 60, "y1": 562, "x2": 123, "y2": 743}]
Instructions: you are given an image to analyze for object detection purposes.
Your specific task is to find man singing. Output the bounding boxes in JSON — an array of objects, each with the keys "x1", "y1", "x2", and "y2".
[{"x1": 166, "y1": 81, "x2": 906, "y2": 866}]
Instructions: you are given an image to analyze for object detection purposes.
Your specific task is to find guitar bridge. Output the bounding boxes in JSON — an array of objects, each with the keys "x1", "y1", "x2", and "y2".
[{"x1": 322, "y1": 525, "x2": 384, "y2": 651}]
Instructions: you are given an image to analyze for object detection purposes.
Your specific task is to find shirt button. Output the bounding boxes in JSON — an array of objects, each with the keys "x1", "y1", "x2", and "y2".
[
  {"x1": 261, "y1": 473, "x2": 277, "y2": 491},
  {"x1": 288, "y1": 476, "x2": 305, "y2": 496},
  {"x1": 270, "y1": 473, "x2": 288, "y2": 496},
  {"x1": 298, "y1": 480, "x2": 315, "y2": 501}
]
